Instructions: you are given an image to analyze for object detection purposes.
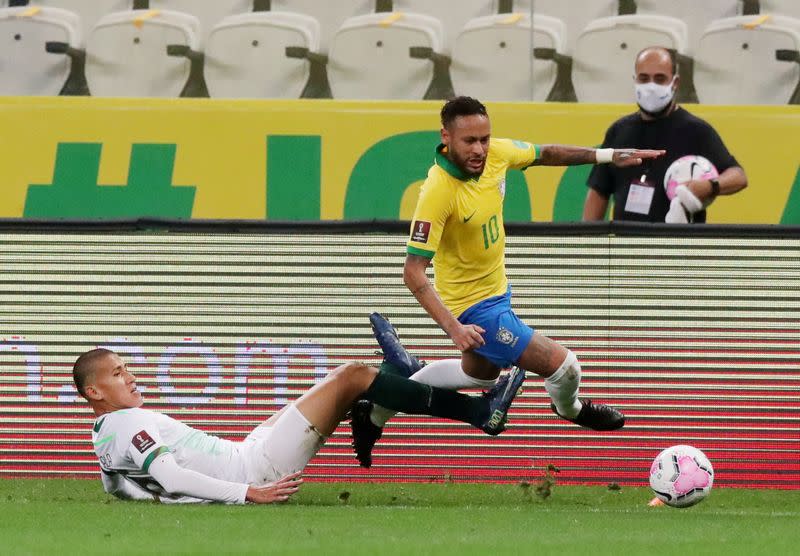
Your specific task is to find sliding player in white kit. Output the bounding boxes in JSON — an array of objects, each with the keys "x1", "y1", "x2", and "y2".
[{"x1": 76, "y1": 341, "x2": 525, "y2": 504}]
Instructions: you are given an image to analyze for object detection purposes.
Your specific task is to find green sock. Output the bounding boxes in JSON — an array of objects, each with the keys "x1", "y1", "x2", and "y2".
[
  {"x1": 364, "y1": 370, "x2": 487, "y2": 428},
  {"x1": 379, "y1": 362, "x2": 405, "y2": 376}
]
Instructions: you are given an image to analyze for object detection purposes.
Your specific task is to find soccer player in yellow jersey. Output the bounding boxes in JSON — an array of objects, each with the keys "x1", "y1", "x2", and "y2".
[{"x1": 351, "y1": 96, "x2": 665, "y2": 467}]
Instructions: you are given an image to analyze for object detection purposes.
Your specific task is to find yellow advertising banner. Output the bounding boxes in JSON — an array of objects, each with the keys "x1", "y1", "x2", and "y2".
[{"x1": 0, "y1": 97, "x2": 798, "y2": 223}]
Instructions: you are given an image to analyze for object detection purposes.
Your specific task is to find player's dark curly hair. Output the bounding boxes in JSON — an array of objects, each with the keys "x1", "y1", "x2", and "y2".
[
  {"x1": 73, "y1": 348, "x2": 114, "y2": 398},
  {"x1": 440, "y1": 96, "x2": 488, "y2": 129}
]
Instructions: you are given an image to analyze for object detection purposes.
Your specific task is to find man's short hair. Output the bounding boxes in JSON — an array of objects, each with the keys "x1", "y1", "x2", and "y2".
[
  {"x1": 73, "y1": 348, "x2": 114, "y2": 398},
  {"x1": 441, "y1": 96, "x2": 488, "y2": 128},
  {"x1": 636, "y1": 46, "x2": 678, "y2": 76}
]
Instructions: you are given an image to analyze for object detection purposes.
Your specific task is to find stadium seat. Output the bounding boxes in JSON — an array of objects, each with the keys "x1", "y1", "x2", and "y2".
[
  {"x1": 758, "y1": 1, "x2": 800, "y2": 20},
  {"x1": 204, "y1": 11, "x2": 323, "y2": 98},
  {"x1": 694, "y1": 15, "x2": 800, "y2": 104},
  {"x1": 327, "y1": 12, "x2": 448, "y2": 100},
  {"x1": 632, "y1": 0, "x2": 740, "y2": 53},
  {"x1": 572, "y1": 15, "x2": 689, "y2": 102},
  {"x1": 0, "y1": 5, "x2": 82, "y2": 95},
  {"x1": 146, "y1": 0, "x2": 252, "y2": 41},
  {"x1": 270, "y1": 0, "x2": 374, "y2": 52},
  {"x1": 508, "y1": 0, "x2": 619, "y2": 53},
  {"x1": 450, "y1": 13, "x2": 566, "y2": 101},
  {"x1": 85, "y1": 9, "x2": 202, "y2": 97},
  {"x1": 390, "y1": 0, "x2": 494, "y2": 54},
  {"x1": 26, "y1": 1, "x2": 130, "y2": 38}
]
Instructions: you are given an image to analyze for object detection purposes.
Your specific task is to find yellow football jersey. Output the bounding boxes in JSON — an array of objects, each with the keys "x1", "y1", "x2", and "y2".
[{"x1": 407, "y1": 138, "x2": 540, "y2": 317}]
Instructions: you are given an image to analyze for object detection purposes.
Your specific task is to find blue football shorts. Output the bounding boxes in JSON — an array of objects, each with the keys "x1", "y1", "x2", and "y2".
[{"x1": 457, "y1": 287, "x2": 534, "y2": 369}]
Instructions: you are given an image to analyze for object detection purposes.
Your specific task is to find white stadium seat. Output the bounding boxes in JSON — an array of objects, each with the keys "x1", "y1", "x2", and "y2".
[
  {"x1": 451, "y1": 13, "x2": 566, "y2": 101},
  {"x1": 391, "y1": 0, "x2": 494, "y2": 54},
  {"x1": 633, "y1": 0, "x2": 740, "y2": 53},
  {"x1": 510, "y1": 0, "x2": 618, "y2": 53},
  {"x1": 27, "y1": 1, "x2": 129, "y2": 38},
  {"x1": 85, "y1": 9, "x2": 201, "y2": 97},
  {"x1": 572, "y1": 15, "x2": 688, "y2": 102},
  {"x1": 759, "y1": 1, "x2": 800, "y2": 20},
  {"x1": 327, "y1": 12, "x2": 445, "y2": 100},
  {"x1": 147, "y1": 0, "x2": 251, "y2": 41},
  {"x1": 204, "y1": 11, "x2": 320, "y2": 99},
  {"x1": 694, "y1": 15, "x2": 800, "y2": 104},
  {"x1": 0, "y1": 5, "x2": 81, "y2": 95},
  {"x1": 270, "y1": 0, "x2": 374, "y2": 52}
]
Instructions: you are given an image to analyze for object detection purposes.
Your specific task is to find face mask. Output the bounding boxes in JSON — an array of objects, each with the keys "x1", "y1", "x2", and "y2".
[{"x1": 635, "y1": 77, "x2": 676, "y2": 114}]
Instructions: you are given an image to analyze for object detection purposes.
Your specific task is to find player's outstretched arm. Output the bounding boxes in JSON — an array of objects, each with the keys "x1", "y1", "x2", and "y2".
[
  {"x1": 148, "y1": 452, "x2": 250, "y2": 504},
  {"x1": 100, "y1": 470, "x2": 158, "y2": 501},
  {"x1": 245, "y1": 471, "x2": 304, "y2": 504},
  {"x1": 532, "y1": 145, "x2": 665, "y2": 167}
]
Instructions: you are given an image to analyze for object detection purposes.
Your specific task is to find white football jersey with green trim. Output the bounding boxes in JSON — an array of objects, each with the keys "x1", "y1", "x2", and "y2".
[{"x1": 92, "y1": 408, "x2": 245, "y2": 502}]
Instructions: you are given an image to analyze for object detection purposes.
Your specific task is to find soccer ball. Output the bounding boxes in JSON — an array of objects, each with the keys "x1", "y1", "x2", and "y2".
[
  {"x1": 663, "y1": 155, "x2": 718, "y2": 200},
  {"x1": 649, "y1": 445, "x2": 714, "y2": 508}
]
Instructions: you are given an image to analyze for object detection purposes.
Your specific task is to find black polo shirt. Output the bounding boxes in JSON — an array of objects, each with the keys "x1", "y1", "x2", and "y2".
[{"x1": 587, "y1": 107, "x2": 740, "y2": 222}]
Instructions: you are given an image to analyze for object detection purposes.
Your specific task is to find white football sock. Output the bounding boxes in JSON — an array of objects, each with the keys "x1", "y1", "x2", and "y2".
[
  {"x1": 544, "y1": 350, "x2": 583, "y2": 419},
  {"x1": 369, "y1": 359, "x2": 498, "y2": 427}
]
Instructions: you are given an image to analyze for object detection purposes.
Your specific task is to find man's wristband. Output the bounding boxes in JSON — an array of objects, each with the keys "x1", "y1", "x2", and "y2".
[
  {"x1": 595, "y1": 148, "x2": 614, "y2": 164},
  {"x1": 709, "y1": 178, "x2": 720, "y2": 198}
]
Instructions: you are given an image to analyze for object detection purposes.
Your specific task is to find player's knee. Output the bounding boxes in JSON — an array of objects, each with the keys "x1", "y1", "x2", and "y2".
[
  {"x1": 332, "y1": 361, "x2": 371, "y2": 381},
  {"x1": 330, "y1": 361, "x2": 376, "y2": 393},
  {"x1": 561, "y1": 350, "x2": 581, "y2": 380}
]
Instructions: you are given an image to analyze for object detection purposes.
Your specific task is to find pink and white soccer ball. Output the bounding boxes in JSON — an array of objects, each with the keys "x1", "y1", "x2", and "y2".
[
  {"x1": 649, "y1": 445, "x2": 714, "y2": 508},
  {"x1": 663, "y1": 155, "x2": 718, "y2": 200}
]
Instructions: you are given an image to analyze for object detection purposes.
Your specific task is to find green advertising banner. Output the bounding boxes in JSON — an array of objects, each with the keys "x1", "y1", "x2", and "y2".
[{"x1": 1, "y1": 97, "x2": 798, "y2": 223}]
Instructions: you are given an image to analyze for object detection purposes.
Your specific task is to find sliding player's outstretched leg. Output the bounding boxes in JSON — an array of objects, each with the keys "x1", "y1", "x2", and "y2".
[
  {"x1": 351, "y1": 312, "x2": 423, "y2": 468},
  {"x1": 369, "y1": 312, "x2": 424, "y2": 377},
  {"x1": 352, "y1": 313, "x2": 524, "y2": 467},
  {"x1": 350, "y1": 399, "x2": 381, "y2": 468}
]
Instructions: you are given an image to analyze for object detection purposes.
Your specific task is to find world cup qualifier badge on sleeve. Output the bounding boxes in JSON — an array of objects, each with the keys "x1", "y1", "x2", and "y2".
[
  {"x1": 132, "y1": 430, "x2": 156, "y2": 453},
  {"x1": 411, "y1": 220, "x2": 431, "y2": 243}
]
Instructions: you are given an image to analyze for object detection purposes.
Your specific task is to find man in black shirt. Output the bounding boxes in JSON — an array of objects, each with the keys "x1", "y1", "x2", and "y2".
[{"x1": 584, "y1": 47, "x2": 747, "y2": 223}]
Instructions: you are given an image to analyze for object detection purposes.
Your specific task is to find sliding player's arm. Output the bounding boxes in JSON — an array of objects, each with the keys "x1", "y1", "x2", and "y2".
[
  {"x1": 403, "y1": 255, "x2": 484, "y2": 352},
  {"x1": 147, "y1": 452, "x2": 302, "y2": 504},
  {"x1": 100, "y1": 469, "x2": 157, "y2": 501}
]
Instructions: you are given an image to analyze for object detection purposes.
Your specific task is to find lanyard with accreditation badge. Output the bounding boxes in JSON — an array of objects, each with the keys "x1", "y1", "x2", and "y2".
[{"x1": 624, "y1": 171, "x2": 655, "y2": 216}]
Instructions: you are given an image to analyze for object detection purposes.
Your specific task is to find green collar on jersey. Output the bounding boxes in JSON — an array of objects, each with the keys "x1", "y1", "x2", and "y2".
[
  {"x1": 93, "y1": 417, "x2": 106, "y2": 433},
  {"x1": 435, "y1": 144, "x2": 478, "y2": 182}
]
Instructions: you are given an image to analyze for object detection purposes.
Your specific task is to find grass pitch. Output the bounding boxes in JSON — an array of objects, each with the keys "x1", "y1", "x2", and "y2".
[{"x1": 1, "y1": 479, "x2": 798, "y2": 556}]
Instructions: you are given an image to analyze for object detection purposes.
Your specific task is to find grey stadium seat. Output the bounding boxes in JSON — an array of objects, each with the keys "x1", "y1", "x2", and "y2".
[
  {"x1": 85, "y1": 9, "x2": 201, "y2": 97},
  {"x1": 509, "y1": 0, "x2": 619, "y2": 53},
  {"x1": 0, "y1": 5, "x2": 81, "y2": 95},
  {"x1": 25, "y1": 1, "x2": 129, "y2": 38},
  {"x1": 758, "y1": 1, "x2": 800, "y2": 20},
  {"x1": 451, "y1": 12, "x2": 566, "y2": 102},
  {"x1": 572, "y1": 14, "x2": 689, "y2": 103},
  {"x1": 270, "y1": 0, "x2": 374, "y2": 52},
  {"x1": 694, "y1": 14, "x2": 800, "y2": 104},
  {"x1": 204, "y1": 11, "x2": 321, "y2": 99},
  {"x1": 391, "y1": 0, "x2": 494, "y2": 54},
  {"x1": 327, "y1": 12, "x2": 446, "y2": 99},
  {"x1": 633, "y1": 0, "x2": 740, "y2": 53},
  {"x1": 146, "y1": 0, "x2": 251, "y2": 41}
]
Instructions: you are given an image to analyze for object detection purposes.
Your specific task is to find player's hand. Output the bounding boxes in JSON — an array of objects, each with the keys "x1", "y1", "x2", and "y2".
[
  {"x1": 245, "y1": 470, "x2": 303, "y2": 504},
  {"x1": 612, "y1": 149, "x2": 665, "y2": 167},
  {"x1": 449, "y1": 323, "x2": 486, "y2": 352}
]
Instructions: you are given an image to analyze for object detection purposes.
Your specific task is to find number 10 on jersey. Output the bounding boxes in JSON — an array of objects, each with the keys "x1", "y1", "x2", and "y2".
[{"x1": 481, "y1": 215, "x2": 500, "y2": 249}]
